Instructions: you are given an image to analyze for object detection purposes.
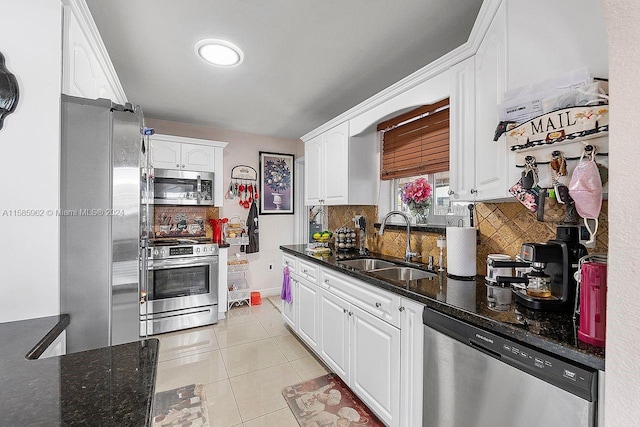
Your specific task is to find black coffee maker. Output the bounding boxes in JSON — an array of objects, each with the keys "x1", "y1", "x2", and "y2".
[{"x1": 493, "y1": 225, "x2": 587, "y2": 311}]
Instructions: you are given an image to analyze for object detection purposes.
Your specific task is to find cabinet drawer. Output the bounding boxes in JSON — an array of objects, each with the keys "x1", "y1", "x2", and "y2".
[
  {"x1": 321, "y1": 269, "x2": 401, "y2": 328},
  {"x1": 282, "y1": 253, "x2": 297, "y2": 274},
  {"x1": 297, "y1": 259, "x2": 318, "y2": 283}
]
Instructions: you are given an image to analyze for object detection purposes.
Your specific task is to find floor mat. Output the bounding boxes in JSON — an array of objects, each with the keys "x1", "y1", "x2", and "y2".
[
  {"x1": 152, "y1": 384, "x2": 209, "y2": 426},
  {"x1": 282, "y1": 373, "x2": 384, "y2": 427}
]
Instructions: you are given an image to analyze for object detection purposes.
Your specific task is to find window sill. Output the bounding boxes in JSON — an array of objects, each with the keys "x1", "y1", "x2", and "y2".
[{"x1": 373, "y1": 223, "x2": 446, "y2": 234}]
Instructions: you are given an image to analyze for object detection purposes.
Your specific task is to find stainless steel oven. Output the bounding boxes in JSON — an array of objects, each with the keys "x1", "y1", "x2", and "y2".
[
  {"x1": 141, "y1": 241, "x2": 218, "y2": 335},
  {"x1": 153, "y1": 169, "x2": 214, "y2": 205}
]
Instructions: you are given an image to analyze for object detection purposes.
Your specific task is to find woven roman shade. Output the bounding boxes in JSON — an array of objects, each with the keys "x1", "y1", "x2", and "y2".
[{"x1": 378, "y1": 98, "x2": 450, "y2": 180}]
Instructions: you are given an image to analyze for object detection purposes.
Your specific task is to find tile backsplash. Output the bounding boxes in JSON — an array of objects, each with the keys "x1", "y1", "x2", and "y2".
[
  {"x1": 153, "y1": 206, "x2": 220, "y2": 239},
  {"x1": 328, "y1": 201, "x2": 608, "y2": 276}
]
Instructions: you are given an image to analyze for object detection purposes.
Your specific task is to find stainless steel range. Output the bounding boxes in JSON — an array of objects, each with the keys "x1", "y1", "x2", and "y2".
[{"x1": 140, "y1": 239, "x2": 219, "y2": 335}]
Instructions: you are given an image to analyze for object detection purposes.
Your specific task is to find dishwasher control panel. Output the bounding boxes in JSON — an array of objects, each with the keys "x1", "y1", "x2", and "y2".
[{"x1": 424, "y1": 308, "x2": 597, "y2": 401}]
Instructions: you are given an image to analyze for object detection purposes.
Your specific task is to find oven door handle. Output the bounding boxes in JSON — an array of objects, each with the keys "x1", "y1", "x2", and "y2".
[{"x1": 149, "y1": 256, "x2": 219, "y2": 269}]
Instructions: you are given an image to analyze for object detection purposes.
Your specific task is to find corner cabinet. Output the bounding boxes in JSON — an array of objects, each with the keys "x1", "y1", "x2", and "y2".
[
  {"x1": 149, "y1": 134, "x2": 228, "y2": 206},
  {"x1": 282, "y1": 252, "x2": 424, "y2": 427},
  {"x1": 304, "y1": 121, "x2": 377, "y2": 206}
]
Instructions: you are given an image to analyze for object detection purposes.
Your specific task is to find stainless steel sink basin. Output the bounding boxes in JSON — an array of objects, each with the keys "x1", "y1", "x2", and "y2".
[
  {"x1": 370, "y1": 266, "x2": 436, "y2": 281},
  {"x1": 338, "y1": 258, "x2": 397, "y2": 271}
]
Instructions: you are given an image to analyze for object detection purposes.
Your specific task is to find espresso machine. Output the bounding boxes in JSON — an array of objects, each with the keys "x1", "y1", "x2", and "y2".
[{"x1": 492, "y1": 225, "x2": 587, "y2": 311}]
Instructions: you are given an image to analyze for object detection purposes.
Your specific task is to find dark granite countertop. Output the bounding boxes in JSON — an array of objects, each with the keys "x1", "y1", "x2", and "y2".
[
  {"x1": 281, "y1": 244, "x2": 605, "y2": 371},
  {"x1": 0, "y1": 314, "x2": 159, "y2": 426}
]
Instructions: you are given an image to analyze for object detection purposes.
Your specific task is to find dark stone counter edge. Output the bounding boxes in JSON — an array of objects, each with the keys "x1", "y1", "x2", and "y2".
[
  {"x1": 280, "y1": 245, "x2": 605, "y2": 371},
  {"x1": 25, "y1": 314, "x2": 70, "y2": 359}
]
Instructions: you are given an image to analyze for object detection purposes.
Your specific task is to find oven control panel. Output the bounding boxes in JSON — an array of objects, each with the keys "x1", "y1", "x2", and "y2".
[{"x1": 150, "y1": 243, "x2": 218, "y2": 260}]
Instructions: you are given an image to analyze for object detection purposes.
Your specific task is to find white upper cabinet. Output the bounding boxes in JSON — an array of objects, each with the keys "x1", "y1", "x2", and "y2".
[
  {"x1": 474, "y1": 0, "x2": 509, "y2": 200},
  {"x1": 449, "y1": 56, "x2": 477, "y2": 202},
  {"x1": 304, "y1": 122, "x2": 377, "y2": 206},
  {"x1": 61, "y1": 0, "x2": 127, "y2": 104}
]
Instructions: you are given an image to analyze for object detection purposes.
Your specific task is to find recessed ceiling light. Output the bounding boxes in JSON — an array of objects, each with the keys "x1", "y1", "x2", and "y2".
[{"x1": 195, "y1": 39, "x2": 244, "y2": 67}]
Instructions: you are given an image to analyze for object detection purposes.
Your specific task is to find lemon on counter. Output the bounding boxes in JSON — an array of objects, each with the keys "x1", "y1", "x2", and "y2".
[
  {"x1": 312, "y1": 232, "x2": 322, "y2": 240},
  {"x1": 321, "y1": 232, "x2": 331, "y2": 239}
]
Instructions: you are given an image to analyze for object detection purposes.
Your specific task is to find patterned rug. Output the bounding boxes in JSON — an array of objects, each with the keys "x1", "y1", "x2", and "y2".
[
  {"x1": 152, "y1": 384, "x2": 209, "y2": 426},
  {"x1": 282, "y1": 373, "x2": 384, "y2": 427}
]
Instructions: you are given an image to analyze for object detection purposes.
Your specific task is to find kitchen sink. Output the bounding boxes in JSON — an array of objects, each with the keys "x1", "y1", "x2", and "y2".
[
  {"x1": 338, "y1": 258, "x2": 397, "y2": 271},
  {"x1": 369, "y1": 266, "x2": 436, "y2": 282}
]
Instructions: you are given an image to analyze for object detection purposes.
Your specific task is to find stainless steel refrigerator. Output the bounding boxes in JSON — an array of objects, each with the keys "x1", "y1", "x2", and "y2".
[{"x1": 60, "y1": 95, "x2": 151, "y2": 353}]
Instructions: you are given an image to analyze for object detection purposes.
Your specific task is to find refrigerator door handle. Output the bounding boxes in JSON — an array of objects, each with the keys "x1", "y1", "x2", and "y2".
[{"x1": 197, "y1": 175, "x2": 202, "y2": 204}]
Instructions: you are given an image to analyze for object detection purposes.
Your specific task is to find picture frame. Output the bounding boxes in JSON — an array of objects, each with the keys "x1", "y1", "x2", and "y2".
[{"x1": 259, "y1": 151, "x2": 294, "y2": 214}]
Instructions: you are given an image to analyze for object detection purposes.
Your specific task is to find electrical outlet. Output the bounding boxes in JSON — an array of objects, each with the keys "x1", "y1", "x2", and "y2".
[{"x1": 268, "y1": 264, "x2": 273, "y2": 270}]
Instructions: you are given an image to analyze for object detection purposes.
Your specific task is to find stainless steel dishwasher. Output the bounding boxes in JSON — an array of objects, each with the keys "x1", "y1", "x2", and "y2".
[{"x1": 422, "y1": 307, "x2": 598, "y2": 427}]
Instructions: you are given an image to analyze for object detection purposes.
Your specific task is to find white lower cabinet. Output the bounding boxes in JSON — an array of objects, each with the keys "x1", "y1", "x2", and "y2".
[
  {"x1": 279, "y1": 253, "x2": 424, "y2": 427},
  {"x1": 297, "y1": 276, "x2": 319, "y2": 351},
  {"x1": 350, "y1": 303, "x2": 401, "y2": 425},
  {"x1": 318, "y1": 287, "x2": 350, "y2": 379},
  {"x1": 399, "y1": 298, "x2": 424, "y2": 427}
]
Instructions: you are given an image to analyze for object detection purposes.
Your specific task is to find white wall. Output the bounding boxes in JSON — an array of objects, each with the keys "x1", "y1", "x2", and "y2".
[
  {"x1": 146, "y1": 118, "x2": 304, "y2": 296},
  {"x1": 0, "y1": 1, "x2": 62, "y2": 322},
  {"x1": 601, "y1": 1, "x2": 640, "y2": 424}
]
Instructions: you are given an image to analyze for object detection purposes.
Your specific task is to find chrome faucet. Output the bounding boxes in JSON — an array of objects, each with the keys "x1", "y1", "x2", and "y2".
[{"x1": 379, "y1": 211, "x2": 418, "y2": 262}]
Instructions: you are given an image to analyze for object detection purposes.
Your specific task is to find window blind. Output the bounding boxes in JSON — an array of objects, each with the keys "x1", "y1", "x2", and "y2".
[{"x1": 378, "y1": 98, "x2": 450, "y2": 180}]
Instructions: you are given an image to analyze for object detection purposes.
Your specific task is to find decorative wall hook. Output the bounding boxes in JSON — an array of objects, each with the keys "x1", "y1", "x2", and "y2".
[{"x1": 0, "y1": 52, "x2": 19, "y2": 130}]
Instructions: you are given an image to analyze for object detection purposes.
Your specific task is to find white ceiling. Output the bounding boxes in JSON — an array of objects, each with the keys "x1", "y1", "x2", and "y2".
[{"x1": 85, "y1": 0, "x2": 483, "y2": 140}]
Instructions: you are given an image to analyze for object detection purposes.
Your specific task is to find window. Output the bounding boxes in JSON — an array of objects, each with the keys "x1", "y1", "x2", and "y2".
[{"x1": 378, "y1": 99, "x2": 467, "y2": 226}]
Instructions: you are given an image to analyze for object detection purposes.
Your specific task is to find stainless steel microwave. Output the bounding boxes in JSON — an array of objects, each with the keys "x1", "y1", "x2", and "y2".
[{"x1": 153, "y1": 169, "x2": 214, "y2": 205}]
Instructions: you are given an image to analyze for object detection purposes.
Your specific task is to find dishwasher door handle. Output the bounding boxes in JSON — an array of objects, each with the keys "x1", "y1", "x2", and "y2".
[{"x1": 469, "y1": 339, "x2": 502, "y2": 359}]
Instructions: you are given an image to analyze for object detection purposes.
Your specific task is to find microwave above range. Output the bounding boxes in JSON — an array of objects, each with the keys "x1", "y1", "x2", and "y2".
[{"x1": 153, "y1": 169, "x2": 214, "y2": 205}]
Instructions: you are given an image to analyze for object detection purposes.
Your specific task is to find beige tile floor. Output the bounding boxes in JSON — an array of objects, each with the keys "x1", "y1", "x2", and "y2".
[{"x1": 154, "y1": 296, "x2": 330, "y2": 427}]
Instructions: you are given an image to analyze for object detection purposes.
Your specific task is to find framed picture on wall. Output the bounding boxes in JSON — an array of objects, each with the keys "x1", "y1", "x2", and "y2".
[{"x1": 259, "y1": 151, "x2": 294, "y2": 215}]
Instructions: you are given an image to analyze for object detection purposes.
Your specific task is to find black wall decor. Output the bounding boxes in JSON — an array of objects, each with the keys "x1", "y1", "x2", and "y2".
[{"x1": 0, "y1": 52, "x2": 19, "y2": 130}]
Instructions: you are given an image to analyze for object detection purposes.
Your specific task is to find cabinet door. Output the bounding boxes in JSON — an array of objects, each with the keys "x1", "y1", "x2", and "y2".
[
  {"x1": 350, "y1": 304, "x2": 400, "y2": 426},
  {"x1": 297, "y1": 278, "x2": 319, "y2": 351},
  {"x1": 151, "y1": 140, "x2": 181, "y2": 169},
  {"x1": 474, "y1": 1, "x2": 508, "y2": 200},
  {"x1": 399, "y1": 299, "x2": 424, "y2": 427},
  {"x1": 449, "y1": 56, "x2": 476, "y2": 202},
  {"x1": 323, "y1": 122, "x2": 349, "y2": 205},
  {"x1": 304, "y1": 134, "x2": 324, "y2": 205},
  {"x1": 182, "y1": 144, "x2": 215, "y2": 172},
  {"x1": 282, "y1": 277, "x2": 297, "y2": 329},
  {"x1": 318, "y1": 288, "x2": 350, "y2": 381}
]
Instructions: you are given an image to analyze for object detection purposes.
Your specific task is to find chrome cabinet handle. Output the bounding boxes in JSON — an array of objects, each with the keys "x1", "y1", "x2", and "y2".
[
  {"x1": 182, "y1": 164, "x2": 185, "y2": 168},
  {"x1": 470, "y1": 188, "x2": 478, "y2": 194},
  {"x1": 343, "y1": 308, "x2": 348, "y2": 314},
  {"x1": 448, "y1": 190, "x2": 454, "y2": 195},
  {"x1": 324, "y1": 279, "x2": 329, "y2": 283},
  {"x1": 399, "y1": 306, "x2": 405, "y2": 312},
  {"x1": 176, "y1": 164, "x2": 180, "y2": 167},
  {"x1": 303, "y1": 269, "x2": 308, "y2": 273},
  {"x1": 375, "y1": 302, "x2": 382, "y2": 308},
  {"x1": 348, "y1": 311, "x2": 353, "y2": 317}
]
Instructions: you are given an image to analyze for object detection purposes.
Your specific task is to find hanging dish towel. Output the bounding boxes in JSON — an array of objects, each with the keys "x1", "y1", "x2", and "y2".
[
  {"x1": 281, "y1": 266, "x2": 292, "y2": 303},
  {"x1": 241, "y1": 200, "x2": 260, "y2": 254}
]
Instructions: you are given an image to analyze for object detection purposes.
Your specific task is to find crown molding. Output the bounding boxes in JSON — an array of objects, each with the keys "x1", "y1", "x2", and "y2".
[
  {"x1": 300, "y1": 0, "x2": 503, "y2": 142},
  {"x1": 61, "y1": 0, "x2": 128, "y2": 104}
]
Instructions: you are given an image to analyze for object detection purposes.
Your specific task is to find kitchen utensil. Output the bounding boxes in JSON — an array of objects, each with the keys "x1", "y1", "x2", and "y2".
[{"x1": 576, "y1": 254, "x2": 607, "y2": 347}]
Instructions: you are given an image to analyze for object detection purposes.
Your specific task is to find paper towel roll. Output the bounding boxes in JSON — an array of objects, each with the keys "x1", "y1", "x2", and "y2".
[{"x1": 446, "y1": 226, "x2": 477, "y2": 277}]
